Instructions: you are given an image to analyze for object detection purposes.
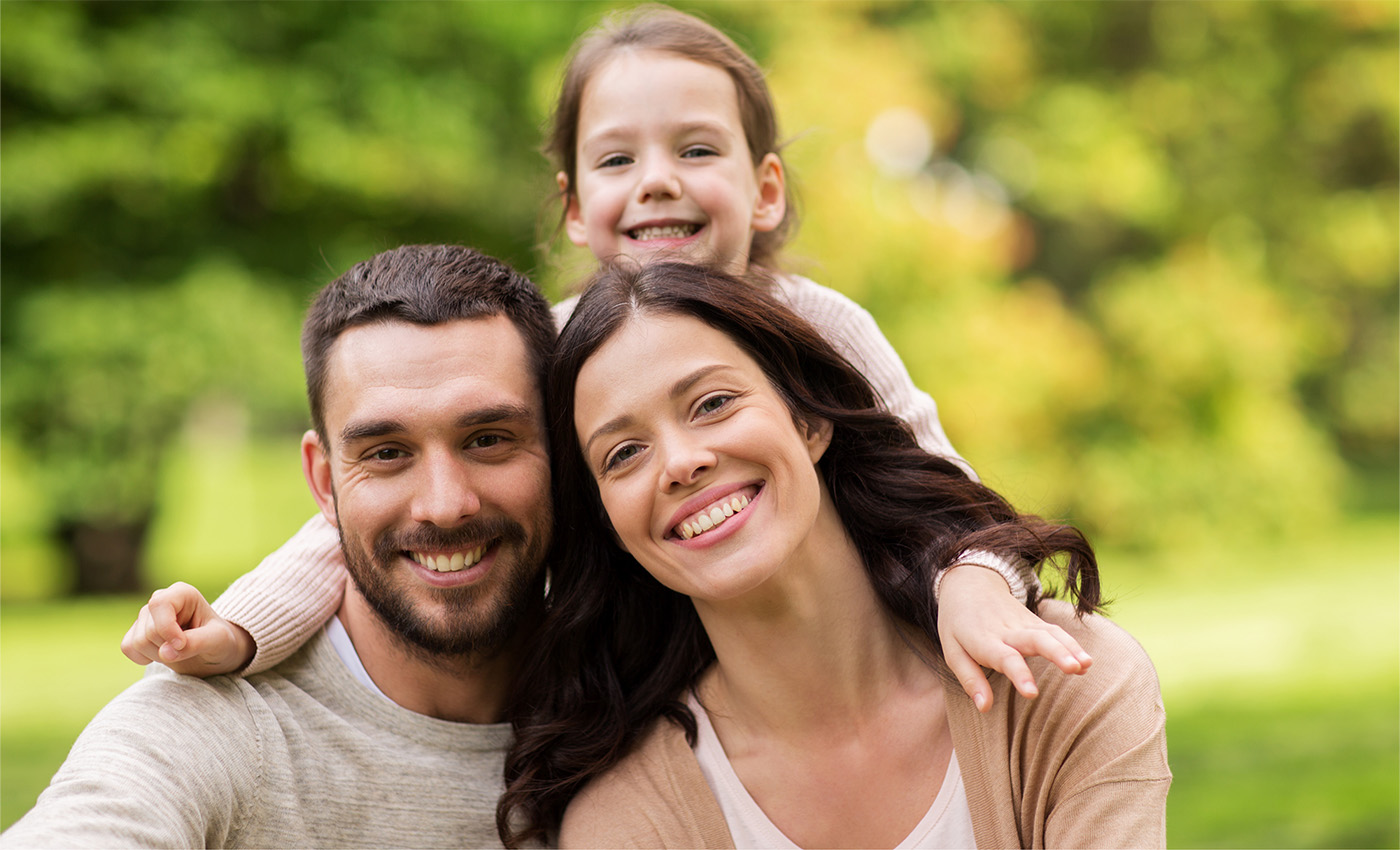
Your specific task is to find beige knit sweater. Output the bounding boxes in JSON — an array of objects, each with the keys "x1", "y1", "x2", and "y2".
[{"x1": 559, "y1": 601, "x2": 1170, "y2": 850}]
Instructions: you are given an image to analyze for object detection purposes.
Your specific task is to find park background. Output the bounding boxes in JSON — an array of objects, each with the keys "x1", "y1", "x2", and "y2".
[{"x1": 1, "y1": 1, "x2": 1396, "y2": 845}]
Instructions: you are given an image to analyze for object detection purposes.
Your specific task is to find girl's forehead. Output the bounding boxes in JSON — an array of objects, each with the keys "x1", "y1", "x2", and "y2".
[{"x1": 583, "y1": 48, "x2": 738, "y2": 111}]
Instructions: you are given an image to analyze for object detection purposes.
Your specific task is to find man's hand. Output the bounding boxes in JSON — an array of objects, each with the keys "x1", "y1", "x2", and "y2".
[
  {"x1": 937, "y1": 566, "x2": 1093, "y2": 712},
  {"x1": 120, "y1": 582, "x2": 256, "y2": 676}
]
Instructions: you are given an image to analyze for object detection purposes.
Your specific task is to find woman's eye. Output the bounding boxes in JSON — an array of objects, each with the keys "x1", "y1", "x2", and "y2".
[
  {"x1": 469, "y1": 434, "x2": 502, "y2": 449},
  {"x1": 605, "y1": 444, "x2": 641, "y2": 470},
  {"x1": 697, "y1": 395, "x2": 733, "y2": 415}
]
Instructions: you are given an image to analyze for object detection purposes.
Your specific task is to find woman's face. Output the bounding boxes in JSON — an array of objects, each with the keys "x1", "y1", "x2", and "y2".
[{"x1": 572, "y1": 312, "x2": 833, "y2": 603}]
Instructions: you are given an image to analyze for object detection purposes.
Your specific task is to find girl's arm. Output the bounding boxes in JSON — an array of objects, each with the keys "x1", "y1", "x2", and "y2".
[
  {"x1": 120, "y1": 514, "x2": 347, "y2": 676},
  {"x1": 774, "y1": 274, "x2": 1041, "y2": 588},
  {"x1": 775, "y1": 275, "x2": 1086, "y2": 707}
]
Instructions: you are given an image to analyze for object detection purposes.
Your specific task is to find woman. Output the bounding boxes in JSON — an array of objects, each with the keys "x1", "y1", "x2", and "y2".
[{"x1": 499, "y1": 261, "x2": 1170, "y2": 848}]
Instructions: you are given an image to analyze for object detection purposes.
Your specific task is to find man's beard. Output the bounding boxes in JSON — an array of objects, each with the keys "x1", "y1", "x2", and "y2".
[{"x1": 339, "y1": 514, "x2": 547, "y2": 661}]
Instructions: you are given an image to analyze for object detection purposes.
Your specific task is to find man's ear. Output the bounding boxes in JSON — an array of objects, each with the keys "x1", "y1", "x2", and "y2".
[
  {"x1": 751, "y1": 153, "x2": 786, "y2": 234},
  {"x1": 559, "y1": 171, "x2": 589, "y2": 248},
  {"x1": 803, "y1": 416, "x2": 834, "y2": 464},
  {"x1": 301, "y1": 430, "x2": 339, "y2": 529}
]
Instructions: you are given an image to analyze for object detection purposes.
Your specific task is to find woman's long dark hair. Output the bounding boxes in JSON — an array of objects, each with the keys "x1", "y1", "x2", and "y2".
[{"x1": 497, "y1": 261, "x2": 1100, "y2": 847}]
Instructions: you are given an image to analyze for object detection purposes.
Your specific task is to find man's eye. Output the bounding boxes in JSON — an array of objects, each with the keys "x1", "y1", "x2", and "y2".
[{"x1": 373, "y1": 448, "x2": 405, "y2": 461}]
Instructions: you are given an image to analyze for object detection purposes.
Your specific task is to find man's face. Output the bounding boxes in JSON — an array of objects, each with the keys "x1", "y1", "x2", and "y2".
[{"x1": 302, "y1": 316, "x2": 552, "y2": 659}]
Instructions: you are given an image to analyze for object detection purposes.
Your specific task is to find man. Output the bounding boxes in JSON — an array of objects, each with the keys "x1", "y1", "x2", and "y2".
[{"x1": 1, "y1": 245, "x2": 557, "y2": 848}]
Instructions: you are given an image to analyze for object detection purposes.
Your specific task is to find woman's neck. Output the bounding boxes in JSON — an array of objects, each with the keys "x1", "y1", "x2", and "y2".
[{"x1": 691, "y1": 501, "x2": 937, "y2": 741}]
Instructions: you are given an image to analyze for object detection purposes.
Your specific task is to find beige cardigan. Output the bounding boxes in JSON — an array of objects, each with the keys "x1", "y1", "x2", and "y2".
[{"x1": 559, "y1": 601, "x2": 1170, "y2": 849}]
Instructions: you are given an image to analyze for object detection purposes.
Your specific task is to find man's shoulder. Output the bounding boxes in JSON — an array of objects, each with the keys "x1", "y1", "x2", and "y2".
[{"x1": 92, "y1": 665, "x2": 266, "y2": 742}]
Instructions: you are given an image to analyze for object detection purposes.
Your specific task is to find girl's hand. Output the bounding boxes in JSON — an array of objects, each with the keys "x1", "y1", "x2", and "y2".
[
  {"x1": 937, "y1": 566, "x2": 1093, "y2": 712},
  {"x1": 120, "y1": 582, "x2": 255, "y2": 676}
]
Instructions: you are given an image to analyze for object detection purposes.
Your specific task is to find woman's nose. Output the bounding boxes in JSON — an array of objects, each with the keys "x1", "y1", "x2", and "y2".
[{"x1": 660, "y1": 434, "x2": 715, "y2": 492}]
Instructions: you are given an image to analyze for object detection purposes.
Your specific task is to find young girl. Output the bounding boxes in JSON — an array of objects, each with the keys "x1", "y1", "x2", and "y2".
[{"x1": 121, "y1": 5, "x2": 1090, "y2": 709}]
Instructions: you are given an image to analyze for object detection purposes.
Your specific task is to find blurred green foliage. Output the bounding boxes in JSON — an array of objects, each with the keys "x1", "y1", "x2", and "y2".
[{"x1": 2, "y1": 0, "x2": 1396, "y2": 590}]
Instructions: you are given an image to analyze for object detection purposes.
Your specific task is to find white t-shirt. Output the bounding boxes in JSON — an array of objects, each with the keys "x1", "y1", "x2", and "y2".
[{"x1": 688, "y1": 692, "x2": 977, "y2": 849}]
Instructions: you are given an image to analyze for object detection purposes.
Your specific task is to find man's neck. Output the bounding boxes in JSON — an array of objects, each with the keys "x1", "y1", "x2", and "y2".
[{"x1": 335, "y1": 590, "x2": 519, "y2": 724}]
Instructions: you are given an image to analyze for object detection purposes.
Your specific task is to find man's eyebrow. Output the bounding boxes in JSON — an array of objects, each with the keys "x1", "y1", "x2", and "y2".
[
  {"x1": 339, "y1": 404, "x2": 538, "y2": 445},
  {"x1": 340, "y1": 419, "x2": 407, "y2": 445},
  {"x1": 456, "y1": 403, "x2": 538, "y2": 430},
  {"x1": 582, "y1": 364, "x2": 728, "y2": 459}
]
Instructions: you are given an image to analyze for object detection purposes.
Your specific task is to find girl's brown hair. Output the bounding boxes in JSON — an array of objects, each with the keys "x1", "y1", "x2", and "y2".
[{"x1": 545, "y1": 4, "x2": 797, "y2": 268}]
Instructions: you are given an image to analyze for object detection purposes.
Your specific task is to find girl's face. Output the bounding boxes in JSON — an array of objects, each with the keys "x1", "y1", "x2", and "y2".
[
  {"x1": 563, "y1": 50, "x2": 785, "y2": 274},
  {"x1": 573, "y1": 312, "x2": 834, "y2": 603}
]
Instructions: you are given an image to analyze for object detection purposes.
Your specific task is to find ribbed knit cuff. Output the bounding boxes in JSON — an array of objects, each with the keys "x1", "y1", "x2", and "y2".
[
  {"x1": 933, "y1": 550, "x2": 1037, "y2": 605},
  {"x1": 211, "y1": 514, "x2": 348, "y2": 676}
]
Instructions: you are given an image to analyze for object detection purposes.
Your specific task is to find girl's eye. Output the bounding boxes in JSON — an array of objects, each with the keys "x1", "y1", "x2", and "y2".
[
  {"x1": 697, "y1": 394, "x2": 733, "y2": 416},
  {"x1": 600, "y1": 154, "x2": 632, "y2": 168},
  {"x1": 605, "y1": 443, "x2": 641, "y2": 471},
  {"x1": 681, "y1": 146, "x2": 718, "y2": 159}
]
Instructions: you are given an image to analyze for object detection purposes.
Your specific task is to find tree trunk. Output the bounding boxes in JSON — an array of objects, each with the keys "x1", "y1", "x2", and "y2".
[{"x1": 57, "y1": 518, "x2": 149, "y2": 595}]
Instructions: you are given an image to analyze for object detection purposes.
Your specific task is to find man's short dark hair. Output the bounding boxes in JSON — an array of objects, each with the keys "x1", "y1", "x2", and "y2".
[{"x1": 303, "y1": 244, "x2": 555, "y2": 442}]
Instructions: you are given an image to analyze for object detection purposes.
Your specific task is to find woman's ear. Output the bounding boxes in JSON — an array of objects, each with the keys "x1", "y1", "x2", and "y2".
[
  {"x1": 803, "y1": 416, "x2": 834, "y2": 463},
  {"x1": 559, "y1": 171, "x2": 589, "y2": 247},
  {"x1": 751, "y1": 153, "x2": 786, "y2": 234},
  {"x1": 301, "y1": 430, "x2": 339, "y2": 529}
]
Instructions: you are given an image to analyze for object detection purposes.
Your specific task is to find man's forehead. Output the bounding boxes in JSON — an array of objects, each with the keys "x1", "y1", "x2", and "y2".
[{"x1": 322, "y1": 316, "x2": 542, "y2": 426}]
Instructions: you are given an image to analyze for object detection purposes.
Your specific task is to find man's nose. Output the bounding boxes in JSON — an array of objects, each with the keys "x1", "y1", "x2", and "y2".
[{"x1": 410, "y1": 452, "x2": 482, "y2": 527}]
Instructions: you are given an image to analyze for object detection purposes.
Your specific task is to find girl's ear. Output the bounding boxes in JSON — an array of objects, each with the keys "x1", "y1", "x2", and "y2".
[
  {"x1": 559, "y1": 171, "x2": 589, "y2": 247},
  {"x1": 301, "y1": 430, "x2": 340, "y2": 529},
  {"x1": 803, "y1": 416, "x2": 834, "y2": 464},
  {"x1": 751, "y1": 153, "x2": 786, "y2": 234}
]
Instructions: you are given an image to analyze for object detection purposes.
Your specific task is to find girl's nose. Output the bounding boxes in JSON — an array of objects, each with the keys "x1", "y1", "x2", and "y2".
[{"x1": 636, "y1": 157, "x2": 683, "y2": 202}]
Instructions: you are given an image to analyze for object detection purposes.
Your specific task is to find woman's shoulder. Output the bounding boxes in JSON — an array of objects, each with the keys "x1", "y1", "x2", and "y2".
[
  {"x1": 558, "y1": 718, "x2": 733, "y2": 849},
  {"x1": 1041, "y1": 599, "x2": 1159, "y2": 691},
  {"x1": 1011, "y1": 599, "x2": 1169, "y2": 767}
]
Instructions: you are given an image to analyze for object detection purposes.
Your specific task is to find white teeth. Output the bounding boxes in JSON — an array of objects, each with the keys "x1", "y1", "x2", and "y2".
[
  {"x1": 676, "y1": 494, "x2": 751, "y2": 541},
  {"x1": 630, "y1": 224, "x2": 699, "y2": 241},
  {"x1": 412, "y1": 546, "x2": 485, "y2": 572}
]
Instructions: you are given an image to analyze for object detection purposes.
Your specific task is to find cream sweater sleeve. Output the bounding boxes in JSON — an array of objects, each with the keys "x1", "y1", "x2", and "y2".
[
  {"x1": 210, "y1": 514, "x2": 347, "y2": 675},
  {"x1": 773, "y1": 274, "x2": 1039, "y2": 601}
]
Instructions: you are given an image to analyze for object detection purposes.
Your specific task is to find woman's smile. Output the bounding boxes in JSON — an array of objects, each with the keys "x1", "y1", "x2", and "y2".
[{"x1": 668, "y1": 483, "x2": 761, "y2": 542}]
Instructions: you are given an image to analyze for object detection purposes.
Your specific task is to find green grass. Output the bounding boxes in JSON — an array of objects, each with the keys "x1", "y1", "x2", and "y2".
[
  {"x1": 1, "y1": 598, "x2": 147, "y2": 827},
  {"x1": 1167, "y1": 683, "x2": 1399, "y2": 849},
  {"x1": 2, "y1": 516, "x2": 1397, "y2": 845}
]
